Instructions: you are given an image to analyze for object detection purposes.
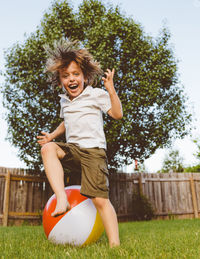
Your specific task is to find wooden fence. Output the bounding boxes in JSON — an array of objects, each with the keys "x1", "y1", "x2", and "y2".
[
  {"x1": 109, "y1": 172, "x2": 200, "y2": 221},
  {"x1": 0, "y1": 167, "x2": 200, "y2": 225},
  {"x1": 0, "y1": 167, "x2": 53, "y2": 226}
]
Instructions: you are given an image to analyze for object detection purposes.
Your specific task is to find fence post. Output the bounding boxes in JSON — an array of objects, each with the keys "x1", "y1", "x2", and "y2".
[
  {"x1": 3, "y1": 170, "x2": 11, "y2": 226},
  {"x1": 190, "y1": 176, "x2": 198, "y2": 219},
  {"x1": 138, "y1": 173, "x2": 143, "y2": 196}
]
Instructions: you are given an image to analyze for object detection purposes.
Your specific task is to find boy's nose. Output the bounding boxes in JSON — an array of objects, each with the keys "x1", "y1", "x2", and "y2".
[{"x1": 69, "y1": 75, "x2": 75, "y2": 81}]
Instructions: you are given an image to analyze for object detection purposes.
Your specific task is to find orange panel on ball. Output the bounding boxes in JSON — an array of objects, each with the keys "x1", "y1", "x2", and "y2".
[{"x1": 43, "y1": 187, "x2": 87, "y2": 237}]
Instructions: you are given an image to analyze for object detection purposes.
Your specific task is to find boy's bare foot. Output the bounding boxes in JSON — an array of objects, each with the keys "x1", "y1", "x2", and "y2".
[
  {"x1": 51, "y1": 193, "x2": 71, "y2": 217},
  {"x1": 109, "y1": 242, "x2": 120, "y2": 248}
]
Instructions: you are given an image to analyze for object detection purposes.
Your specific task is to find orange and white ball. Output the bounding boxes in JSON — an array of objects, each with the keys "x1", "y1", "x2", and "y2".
[{"x1": 43, "y1": 185, "x2": 104, "y2": 246}]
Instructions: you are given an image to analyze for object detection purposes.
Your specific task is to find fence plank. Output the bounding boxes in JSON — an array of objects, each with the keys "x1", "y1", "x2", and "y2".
[
  {"x1": 194, "y1": 174, "x2": 200, "y2": 214},
  {"x1": 3, "y1": 170, "x2": 11, "y2": 226},
  {"x1": 0, "y1": 176, "x2": 5, "y2": 214},
  {"x1": 147, "y1": 174, "x2": 154, "y2": 211},
  {"x1": 190, "y1": 176, "x2": 198, "y2": 218}
]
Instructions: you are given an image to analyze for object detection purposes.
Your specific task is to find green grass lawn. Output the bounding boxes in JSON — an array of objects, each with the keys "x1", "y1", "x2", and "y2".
[{"x1": 1, "y1": 219, "x2": 200, "y2": 259}]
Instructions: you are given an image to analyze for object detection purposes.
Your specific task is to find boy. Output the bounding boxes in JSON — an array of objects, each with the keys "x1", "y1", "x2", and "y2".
[{"x1": 37, "y1": 39, "x2": 123, "y2": 247}]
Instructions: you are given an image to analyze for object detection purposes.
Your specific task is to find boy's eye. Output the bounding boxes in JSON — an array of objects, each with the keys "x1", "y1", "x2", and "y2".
[{"x1": 62, "y1": 74, "x2": 69, "y2": 78}]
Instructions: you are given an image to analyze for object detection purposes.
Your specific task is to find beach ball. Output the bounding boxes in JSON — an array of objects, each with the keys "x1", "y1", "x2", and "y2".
[{"x1": 43, "y1": 185, "x2": 104, "y2": 246}]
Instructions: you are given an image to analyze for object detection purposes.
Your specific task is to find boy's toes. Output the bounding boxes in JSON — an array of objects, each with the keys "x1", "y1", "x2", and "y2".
[
  {"x1": 51, "y1": 210, "x2": 62, "y2": 217},
  {"x1": 51, "y1": 202, "x2": 71, "y2": 217},
  {"x1": 66, "y1": 202, "x2": 71, "y2": 211}
]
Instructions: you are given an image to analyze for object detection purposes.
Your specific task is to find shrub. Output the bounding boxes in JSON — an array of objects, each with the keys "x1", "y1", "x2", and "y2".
[{"x1": 132, "y1": 191, "x2": 155, "y2": 220}]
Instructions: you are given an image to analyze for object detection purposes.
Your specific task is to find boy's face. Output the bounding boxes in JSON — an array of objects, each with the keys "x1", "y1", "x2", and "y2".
[{"x1": 59, "y1": 61, "x2": 85, "y2": 100}]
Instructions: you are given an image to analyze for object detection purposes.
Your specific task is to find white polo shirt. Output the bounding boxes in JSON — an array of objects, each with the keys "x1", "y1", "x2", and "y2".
[{"x1": 59, "y1": 86, "x2": 111, "y2": 149}]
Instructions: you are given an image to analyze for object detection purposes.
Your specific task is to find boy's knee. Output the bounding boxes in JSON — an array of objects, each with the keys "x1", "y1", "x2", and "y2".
[
  {"x1": 92, "y1": 197, "x2": 108, "y2": 210},
  {"x1": 41, "y1": 142, "x2": 55, "y2": 156}
]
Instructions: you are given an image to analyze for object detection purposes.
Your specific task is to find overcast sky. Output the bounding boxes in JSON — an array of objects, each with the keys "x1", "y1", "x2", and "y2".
[{"x1": 0, "y1": 0, "x2": 200, "y2": 172}]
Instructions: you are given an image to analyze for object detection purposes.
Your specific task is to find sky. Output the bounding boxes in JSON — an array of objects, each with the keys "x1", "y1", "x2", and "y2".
[{"x1": 0, "y1": 0, "x2": 200, "y2": 172}]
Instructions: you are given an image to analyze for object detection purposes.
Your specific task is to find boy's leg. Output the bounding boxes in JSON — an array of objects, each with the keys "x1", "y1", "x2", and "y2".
[
  {"x1": 41, "y1": 142, "x2": 70, "y2": 216},
  {"x1": 92, "y1": 197, "x2": 120, "y2": 248}
]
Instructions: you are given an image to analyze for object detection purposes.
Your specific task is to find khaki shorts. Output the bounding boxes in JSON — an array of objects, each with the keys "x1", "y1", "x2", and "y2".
[{"x1": 55, "y1": 142, "x2": 109, "y2": 199}]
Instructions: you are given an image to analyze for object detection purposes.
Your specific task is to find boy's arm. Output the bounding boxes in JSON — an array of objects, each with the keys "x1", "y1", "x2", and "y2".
[
  {"x1": 102, "y1": 69, "x2": 123, "y2": 120},
  {"x1": 37, "y1": 121, "x2": 65, "y2": 146}
]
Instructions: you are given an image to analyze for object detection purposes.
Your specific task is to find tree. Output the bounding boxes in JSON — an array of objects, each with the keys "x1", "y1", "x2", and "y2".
[
  {"x1": 1, "y1": 0, "x2": 192, "y2": 170},
  {"x1": 184, "y1": 139, "x2": 200, "y2": 172},
  {"x1": 193, "y1": 139, "x2": 200, "y2": 161},
  {"x1": 160, "y1": 149, "x2": 184, "y2": 173}
]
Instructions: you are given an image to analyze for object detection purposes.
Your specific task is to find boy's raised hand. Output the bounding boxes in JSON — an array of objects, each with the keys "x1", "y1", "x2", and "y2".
[
  {"x1": 102, "y1": 68, "x2": 123, "y2": 120},
  {"x1": 37, "y1": 131, "x2": 52, "y2": 146},
  {"x1": 102, "y1": 68, "x2": 115, "y2": 93}
]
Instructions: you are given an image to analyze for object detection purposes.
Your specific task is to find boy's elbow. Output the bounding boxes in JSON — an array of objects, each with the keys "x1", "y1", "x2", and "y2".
[
  {"x1": 115, "y1": 112, "x2": 123, "y2": 120},
  {"x1": 108, "y1": 109, "x2": 123, "y2": 120}
]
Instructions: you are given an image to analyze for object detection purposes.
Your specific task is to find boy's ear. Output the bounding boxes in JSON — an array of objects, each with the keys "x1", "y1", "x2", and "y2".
[
  {"x1": 84, "y1": 77, "x2": 89, "y2": 86},
  {"x1": 84, "y1": 77, "x2": 87, "y2": 83}
]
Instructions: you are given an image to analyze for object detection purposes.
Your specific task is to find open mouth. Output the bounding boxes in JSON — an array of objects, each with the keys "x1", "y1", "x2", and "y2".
[{"x1": 69, "y1": 84, "x2": 78, "y2": 90}]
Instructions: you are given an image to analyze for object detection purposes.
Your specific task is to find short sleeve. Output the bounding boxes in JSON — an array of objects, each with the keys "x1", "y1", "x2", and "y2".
[
  {"x1": 94, "y1": 88, "x2": 111, "y2": 114},
  {"x1": 59, "y1": 99, "x2": 64, "y2": 118}
]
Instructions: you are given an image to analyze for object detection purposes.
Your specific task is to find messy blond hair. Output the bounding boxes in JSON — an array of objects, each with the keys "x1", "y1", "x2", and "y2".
[{"x1": 44, "y1": 39, "x2": 103, "y2": 87}]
